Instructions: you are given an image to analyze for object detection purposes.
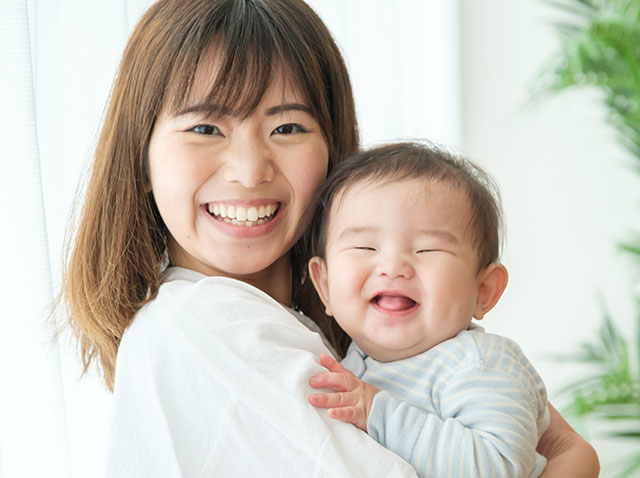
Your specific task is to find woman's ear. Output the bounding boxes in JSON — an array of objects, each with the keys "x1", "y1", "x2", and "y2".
[
  {"x1": 474, "y1": 262, "x2": 508, "y2": 320},
  {"x1": 308, "y1": 256, "x2": 333, "y2": 316}
]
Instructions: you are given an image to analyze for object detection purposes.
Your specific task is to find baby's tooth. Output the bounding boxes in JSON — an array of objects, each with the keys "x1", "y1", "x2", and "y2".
[
  {"x1": 236, "y1": 206, "x2": 247, "y2": 221},
  {"x1": 247, "y1": 207, "x2": 258, "y2": 221}
]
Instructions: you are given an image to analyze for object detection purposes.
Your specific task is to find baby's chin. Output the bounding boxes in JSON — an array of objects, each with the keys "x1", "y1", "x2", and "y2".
[
  {"x1": 358, "y1": 331, "x2": 466, "y2": 362},
  {"x1": 357, "y1": 339, "x2": 430, "y2": 363}
]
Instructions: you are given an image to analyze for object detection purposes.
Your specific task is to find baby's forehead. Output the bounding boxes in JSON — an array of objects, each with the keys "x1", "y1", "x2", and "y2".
[
  {"x1": 332, "y1": 176, "x2": 469, "y2": 211},
  {"x1": 327, "y1": 177, "x2": 474, "y2": 237}
]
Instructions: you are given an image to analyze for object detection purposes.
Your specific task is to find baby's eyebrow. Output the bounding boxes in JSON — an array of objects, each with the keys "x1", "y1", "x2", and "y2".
[
  {"x1": 336, "y1": 226, "x2": 378, "y2": 241},
  {"x1": 337, "y1": 227, "x2": 458, "y2": 243},
  {"x1": 415, "y1": 229, "x2": 459, "y2": 244}
]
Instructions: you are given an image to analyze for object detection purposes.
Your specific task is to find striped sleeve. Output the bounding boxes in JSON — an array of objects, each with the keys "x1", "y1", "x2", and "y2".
[{"x1": 366, "y1": 363, "x2": 547, "y2": 478}]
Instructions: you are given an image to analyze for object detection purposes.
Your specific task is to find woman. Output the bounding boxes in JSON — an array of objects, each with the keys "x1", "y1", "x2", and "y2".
[{"x1": 60, "y1": 0, "x2": 599, "y2": 475}]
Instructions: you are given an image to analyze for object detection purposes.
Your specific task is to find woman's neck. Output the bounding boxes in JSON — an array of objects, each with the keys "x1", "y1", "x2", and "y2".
[
  {"x1": 167, "y1": 238, "x2": 293, "y2": 305},
  {"x1": 237, "y1": 253, "x2": 293, "y2": 306}
]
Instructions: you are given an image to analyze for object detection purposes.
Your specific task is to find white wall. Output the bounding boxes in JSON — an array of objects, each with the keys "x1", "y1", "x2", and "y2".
[{"x1": 459, "y1": 0, "x2": 640, "y2": 470}]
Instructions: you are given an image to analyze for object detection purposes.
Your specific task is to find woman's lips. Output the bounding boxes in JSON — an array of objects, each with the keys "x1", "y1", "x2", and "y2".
[{"x1": 201, "y1": 200, "x2": 286, "y2": 238}]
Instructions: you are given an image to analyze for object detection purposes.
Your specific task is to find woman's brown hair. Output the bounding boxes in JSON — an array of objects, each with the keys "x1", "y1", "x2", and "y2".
[{"x1": 60, "y1": 0, "x2": 357, "y2": 390}]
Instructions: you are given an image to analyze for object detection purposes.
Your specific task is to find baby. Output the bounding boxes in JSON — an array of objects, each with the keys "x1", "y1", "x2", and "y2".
[{"x1": 306, "y1": 142, "x2": 549, "y2": 477}]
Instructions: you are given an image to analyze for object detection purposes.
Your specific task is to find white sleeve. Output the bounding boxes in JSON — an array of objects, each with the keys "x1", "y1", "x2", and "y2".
[{"x1": 106, "y1": 276, "x2": 417, "y2": 477}]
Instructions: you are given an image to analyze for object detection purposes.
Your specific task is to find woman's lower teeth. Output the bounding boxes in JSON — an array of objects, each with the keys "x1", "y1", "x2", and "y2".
[{"x1": 216, "y1": 215, "x2": 274, "y2": 226}]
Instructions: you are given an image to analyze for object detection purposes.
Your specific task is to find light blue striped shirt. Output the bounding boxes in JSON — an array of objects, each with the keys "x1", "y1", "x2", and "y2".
[{"x1": 342, "y1": 325, "x2": 549, "y2": 478}]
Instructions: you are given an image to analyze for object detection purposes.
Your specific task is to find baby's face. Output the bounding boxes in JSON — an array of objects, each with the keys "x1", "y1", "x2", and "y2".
[{"x1": 311, "y1": 178, "x2": 483, "y2": 361}]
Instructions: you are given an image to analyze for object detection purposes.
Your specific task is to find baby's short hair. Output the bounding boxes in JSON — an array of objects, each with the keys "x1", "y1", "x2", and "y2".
[{"x1": 308, "y1": 141, "x2": 504, "y2": 271}]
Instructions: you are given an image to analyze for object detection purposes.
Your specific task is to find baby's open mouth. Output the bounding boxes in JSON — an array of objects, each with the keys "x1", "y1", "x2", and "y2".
[
  {"x1": 206, "y1": 202, "x2": 280, "y2": 227},
  {"x1": 371, "y1": 294, "x2": 417, "y2": 312}
]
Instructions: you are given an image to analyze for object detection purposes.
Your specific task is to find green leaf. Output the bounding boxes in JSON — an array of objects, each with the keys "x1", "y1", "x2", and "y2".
[
  {"x1": 536, "y1": 3, "x2": 640, "y2": 471},
  {"x1": 620, "y1": 453, "x2": 640, "y2": 478}
]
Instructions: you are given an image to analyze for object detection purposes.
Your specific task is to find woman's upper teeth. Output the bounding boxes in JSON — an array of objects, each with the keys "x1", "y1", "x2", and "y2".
[{"x1": 207, "y1": 202, "x2": 278, "y2": 221}]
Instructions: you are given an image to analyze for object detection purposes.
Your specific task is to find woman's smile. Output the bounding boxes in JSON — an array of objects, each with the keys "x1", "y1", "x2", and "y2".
[
  {"x1": 201, "y1": 200, "x2": 287, "y2": 238},
  {"x1": 205, "y1": 201, "x2": 280, "y2": 226}
]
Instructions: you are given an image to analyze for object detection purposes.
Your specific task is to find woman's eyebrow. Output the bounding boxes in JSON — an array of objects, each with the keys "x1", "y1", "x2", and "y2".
[
  {"x1": 265, "y1": 103, "x2": 313, "y2": 116},
  {"x1": 175, "y1": 103, "x2": 231, "y2": 117},
  {"x1": 174, "y1": 102, "x2": 313, "y2": 118}
]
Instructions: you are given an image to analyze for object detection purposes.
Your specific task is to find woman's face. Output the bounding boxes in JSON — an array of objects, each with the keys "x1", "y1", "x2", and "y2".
[{"x1": 148, "y1": 70, "x2": 329, "y2": 290}]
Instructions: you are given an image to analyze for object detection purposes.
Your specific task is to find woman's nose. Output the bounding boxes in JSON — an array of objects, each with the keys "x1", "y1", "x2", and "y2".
[
  {"x1": 221, "y1": 136, "x2": 275, "y2": 188},
  {"x1": 376, "y1": 254, "x2": 414, "y2": 280}
]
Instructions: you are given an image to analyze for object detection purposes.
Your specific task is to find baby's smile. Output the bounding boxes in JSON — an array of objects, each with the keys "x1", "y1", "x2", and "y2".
[{"x1": 370, "y1": 293, "x2": 418, "y2": 313}]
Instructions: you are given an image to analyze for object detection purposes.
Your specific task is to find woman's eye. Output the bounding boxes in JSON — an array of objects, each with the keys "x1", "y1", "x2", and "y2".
[
  {"x1": 417, "y1": 249, "x2": 435, "y2": 254},
  {"x1": 190, "y1": 124, "x2": 221, "y2": 136},
  {"x1": 273, "y1": 123, "x2": 307, "y2": 135},
  {"x1": 354, "y1": 246, "x2": 376, "y2": 251}
]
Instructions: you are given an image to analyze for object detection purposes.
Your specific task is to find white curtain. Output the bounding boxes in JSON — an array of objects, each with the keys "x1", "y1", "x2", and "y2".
[
  {"x1": 0, "y1": 1, "x2": 68, "y2": 477},
  {"x1": 0, "y1": 1, "x2": 459, "y2": 476}
]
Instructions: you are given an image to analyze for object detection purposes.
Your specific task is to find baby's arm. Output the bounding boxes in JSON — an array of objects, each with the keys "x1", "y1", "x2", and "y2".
[
  {"x1": 308, "y1": 354, "x2": 380, "y2": 431},
  {"x1": 311, "y1": 354, "x2": 546, "y2": 478}
]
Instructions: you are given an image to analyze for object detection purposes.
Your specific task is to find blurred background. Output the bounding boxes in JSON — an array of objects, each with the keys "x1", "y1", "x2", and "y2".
[{"x1": 1, "y1": 0, "x2": 638, "y2": 476}]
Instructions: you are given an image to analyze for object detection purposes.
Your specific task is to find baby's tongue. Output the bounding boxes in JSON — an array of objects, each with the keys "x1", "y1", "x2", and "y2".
[{"x1": 375, "y1": 295, "x2": 415, "y2": 311}]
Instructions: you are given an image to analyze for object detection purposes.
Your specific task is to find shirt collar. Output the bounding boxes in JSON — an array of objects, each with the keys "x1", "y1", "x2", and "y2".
[{"x1": 341, "y1": 342, "x2": 367, "y2": 378}]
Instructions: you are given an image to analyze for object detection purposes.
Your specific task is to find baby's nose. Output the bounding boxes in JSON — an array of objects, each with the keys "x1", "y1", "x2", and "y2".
[{"x1": 377, "y1": 254, "x2": 414, "y2": 279}]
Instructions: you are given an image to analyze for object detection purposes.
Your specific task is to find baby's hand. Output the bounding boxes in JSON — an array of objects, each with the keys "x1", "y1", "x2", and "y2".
[{"x1": 308, "y1": 354, "x2": 380, "y2": 432}]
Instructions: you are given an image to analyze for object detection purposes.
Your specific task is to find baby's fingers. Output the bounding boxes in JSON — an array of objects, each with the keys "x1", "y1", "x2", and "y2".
[
  {"x1": 308, "y1": 391, "x2": 356, "y2": 409},
  {"x1": 328, "y1": 406, "x2": 367, "y2": 431},
  {"x1": 308, "y1": 371, "x2": 357, "y2": 392},
  {"x1": 319, "y1": 353, "x2": 347, "y2": 373}
]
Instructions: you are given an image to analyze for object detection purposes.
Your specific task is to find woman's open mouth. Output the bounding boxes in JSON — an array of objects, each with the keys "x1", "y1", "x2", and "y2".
[{"x1": 206, "y1": 202, "x2": 280, "y2": 227}]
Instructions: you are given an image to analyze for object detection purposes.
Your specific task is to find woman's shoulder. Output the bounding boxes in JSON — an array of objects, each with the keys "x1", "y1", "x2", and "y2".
[
  {"x1": 126, "y1": 266, "x2": 330, "y2": 361},
  {"x1": 159, "y1": 266, "x2": 284, "y2": 307},
  {"x1": 142, "y1": 266, "x2": 293, "y2": 326}
]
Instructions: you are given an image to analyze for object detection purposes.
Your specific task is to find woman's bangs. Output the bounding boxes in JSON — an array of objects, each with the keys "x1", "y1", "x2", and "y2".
[{"x1": 166, "y1": 5, "x2": 313, "y2": 121}]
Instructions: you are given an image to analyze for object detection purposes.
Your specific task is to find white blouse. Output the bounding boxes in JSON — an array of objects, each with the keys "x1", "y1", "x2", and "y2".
[{"x1": 106, "y1": 267, "x2": 416, "y2": 477}]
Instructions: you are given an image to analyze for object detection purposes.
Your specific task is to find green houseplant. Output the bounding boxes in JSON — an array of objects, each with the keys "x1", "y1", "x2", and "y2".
[{"x1": 538, "y1": 0, "x2": 640, "y2": 475}]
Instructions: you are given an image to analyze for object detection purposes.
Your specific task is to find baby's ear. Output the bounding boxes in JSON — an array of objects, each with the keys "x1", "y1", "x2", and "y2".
[
  {"x1": 474, "y1": 262, "x2": 508, "y2": 320},
  {"x1": 308, "y1": 257, "x2": 333, "y2": 316}
]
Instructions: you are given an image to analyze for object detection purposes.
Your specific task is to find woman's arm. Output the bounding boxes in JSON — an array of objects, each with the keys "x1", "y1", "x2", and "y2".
[
  {"x1": 107, "y1": 276, "x2": 418, "y2": 477},
  {"x1": 537, "y1": 403, "x2": 599, "y2": 478}
]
